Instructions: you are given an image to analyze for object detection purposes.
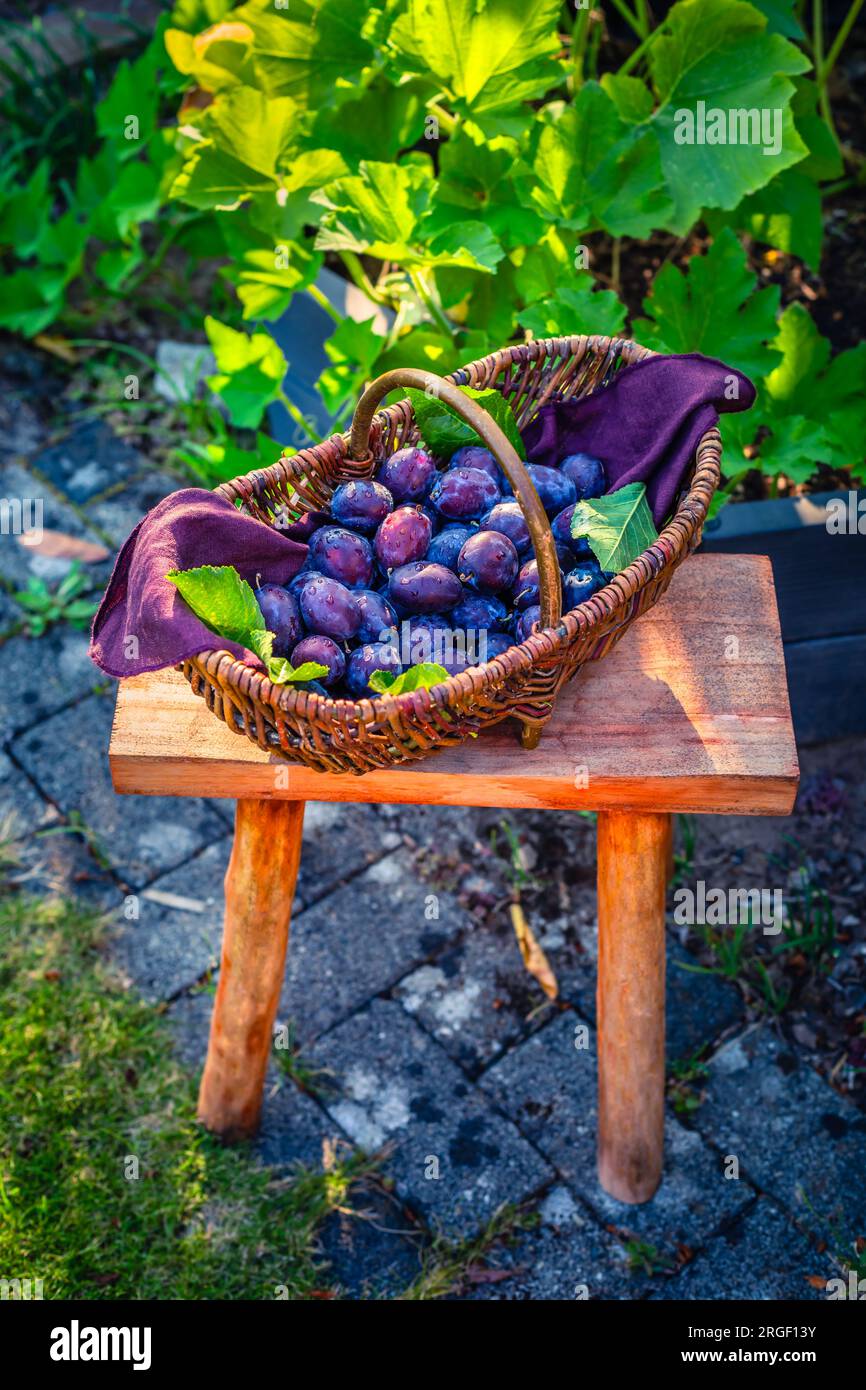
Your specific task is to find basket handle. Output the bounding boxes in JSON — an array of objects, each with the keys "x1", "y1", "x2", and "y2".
[{"x1": 349, "y1": 367, "x2": 561, "y2": 632}]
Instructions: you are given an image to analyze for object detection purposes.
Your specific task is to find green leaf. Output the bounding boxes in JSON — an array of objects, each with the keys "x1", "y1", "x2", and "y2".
[
  {"x1": 433, "y1": 127, "x2": 542, "y2": 249},
  {"x1": 229, "y1": 0, "x2": 376, "y2": 106},
  {"x1": 225, "y1": 237, "x2": 323, "y2": 320},
  {"x1": 165, "y1": 14, "x2": 258, "y2": 92},
  {"x1": 633, "y1": 227, "x2": 782, "y2": 379},
  {"x1": 762, "y1": 305, "x2": 866, "y2": 472},
  {"x1": 0, "y1": 159, "x2": 51, "y2": 258},
  {"x1": 166, "y1": 564, "x2": 264, "y2": 648},
  {"x1": 313, "y1": 160, "x2": 434, "y2": 261},
  {"x1": 647, "y1": 0, "x2": 810, "y2": 232},
  {"x1": 753, "y1": 414, "x2": 831, "y2": 482},
  {"x1": 389, "y1": 0, "x2": 561, "y2": 125},
  {"x1": 570, "y1": 482, "x2": 660, "y2": 572},
  {"x1": 265, "y1": 657, "x2": 329, "y2": 685},
  {"x1": 520, "y1": 278, "x2": 628, "y2": 339},
  {"x1": 176, "y1": 431, "x2": 285, "y2": 486},
  {"x1": 791, "y1": 80, "x2": 844, "y2": 180},
  {"x1": 515, "y1": 85, "x2": 674, "y2": 238},
  {"x1": 204, "y1": 316, "x2": 287, "y2": 428},
  {"x1": 368, "y1": 662, "x2": 449, "y2": 695},
  {"x1": 749, "y1": 0, "x2": 805, "y2": 37},
  {"x1": 405, "y1": 385, "x2": 525, "y2": 460},
  {"x1": 0, "y1": 268, "x2": 66, "y2": 336},
  {"x1": 310, "y1": 78, "x2": 429, "y2": 166},
  {"x1": 170, "y1": 86, "x2": 301, "y2": 209}
]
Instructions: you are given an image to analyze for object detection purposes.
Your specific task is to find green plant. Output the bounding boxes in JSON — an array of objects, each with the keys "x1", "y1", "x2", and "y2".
[
  {"x1": 667, "y1": 1050, "x2": 710, "y2": 1114},
  {"x1": 12, "y1": 564, "x2": 99, "y2": 638},
  {"x1": 154, "y1": 0, "x2": 865, "y2": 494}
]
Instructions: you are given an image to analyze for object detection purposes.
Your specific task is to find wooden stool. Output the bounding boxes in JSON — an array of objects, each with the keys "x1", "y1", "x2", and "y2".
[{"x1": 109, "y1": 554, "x2": 798, "y2": 1205}]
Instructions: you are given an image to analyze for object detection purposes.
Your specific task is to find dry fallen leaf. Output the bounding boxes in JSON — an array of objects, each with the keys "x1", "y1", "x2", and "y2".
[
  {"x1": 805, "y1": 1274, "x2": 828, "y2": 1290},
  {"x1": 141, "y1": 888, "x2": 206, "y2": 913},
  {"x1": 18, "y1": 529, "x2": 109, "y2": 562},
  {"x1": 510, "y1": 901, "x2": 558, "y2": 1000},
  {"x1": 34, "y1": 333, "x2": 77, "y2": 364}
]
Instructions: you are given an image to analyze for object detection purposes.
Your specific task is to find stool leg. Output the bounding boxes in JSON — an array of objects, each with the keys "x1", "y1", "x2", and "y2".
[
  {"x1": 198, "y1": 798, "x2": 305, "y2": 1140},
  {"x1": 596, "y1": 809, "x2": 669, "y2": 1203}
]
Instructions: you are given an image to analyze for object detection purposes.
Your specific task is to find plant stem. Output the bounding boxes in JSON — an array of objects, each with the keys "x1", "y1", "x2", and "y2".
[
  {"x1": 571, "y1": 5, "x2": 592, "y2": 88},
  {"x1": 427, "y1": 100, "x2": 458, "y2": 136},
  {"x1": 820, "y1": 0, "x2": 864, "y2": 85},
  {"x1": 609, "y1": 0, "x2": 645, "y2": 40},
  {"x1": 634, "y1": 0, "x2": 650, "y2": 39},
  {"x1": 306, "y1": 282, "x2": 342, "y2": 324},
  {"x1": 610, "y1": 236, "x2": 622, "y2": 292},
  {"x1": 338, "y1": 251, "x2": 391, "y2": 307},
  {"x1": 618, "y1": 16, "x2": 666, "y2": 76},
  {"x1": 277, "y1": 391, "x2": 324, "y2": 446},
  {"x1": 812, "y1": 0, "x2": 834, "y2": 129},
  {"x1": 409, "y1": 268, "x2": 455, "y2": 339}
]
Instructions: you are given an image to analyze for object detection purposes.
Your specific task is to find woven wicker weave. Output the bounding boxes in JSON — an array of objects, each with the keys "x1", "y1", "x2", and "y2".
[{"x1": 180, "y1": 334, "x2": 721, "y2": 773}]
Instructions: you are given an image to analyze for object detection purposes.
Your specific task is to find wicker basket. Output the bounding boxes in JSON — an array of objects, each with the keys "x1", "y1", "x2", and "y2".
[{"x1": 180, "y1": 335, "x2": 721, "y2": 773}]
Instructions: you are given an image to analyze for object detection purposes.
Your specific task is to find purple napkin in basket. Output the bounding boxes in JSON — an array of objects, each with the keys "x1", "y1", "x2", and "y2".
[
  {"x1": 89, "y1": 488, "x2": 307, "y2": 677},
  {"x1": 521, "y1": 352, "x2": 755, "y2": 525}
]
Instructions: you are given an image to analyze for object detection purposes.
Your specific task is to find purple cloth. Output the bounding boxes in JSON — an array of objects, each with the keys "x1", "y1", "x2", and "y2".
[
  {"x1": 521, "y1": 352, "x2": 755, "y2": 525},
  {"x1": 90, "y1": 488, "x2": 307, "y2": 677}
]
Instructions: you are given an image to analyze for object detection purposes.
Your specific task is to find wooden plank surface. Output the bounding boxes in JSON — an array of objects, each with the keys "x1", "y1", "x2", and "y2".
[{"x1": 109, "y1": 554, "x2": 799, "y2": 815}]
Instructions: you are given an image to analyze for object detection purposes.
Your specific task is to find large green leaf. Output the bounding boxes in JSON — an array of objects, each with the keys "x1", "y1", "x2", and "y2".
[
  {"x1": 633, "y1": 228, "x2": 782, "y2": 379},
  {"x1": 170, "y1": 86, "x2": 300, "y2": 208},
  {"x1": 312, "y1": 160, "x2": 503, "y2": 272},
  {"x1": 166, "y1": 563, "x2": 263, "y2": 648},
  {"x1": 763, "y1": 305, "x2": 866, "y2": 473},
  {"x1": 515, "y1": 84, "x2": 674, "y2": 237},
  {"x1": 647, "y1": 0, "x2": 810, "y2": 232},
  {"x1": 433, "y1": 127, "x2": 546, "y2": 249},
  {"x1": 389, "y1": 0, "x2": 561, "y2": 123},
  {"x1": 231, "y1": 0, "x2": 376, "y2": 105},
  {"x1": 227, "y1": 238, "x2": 323, "y2": 321},
  {"x1": 204, "y1": 316, "x2": 287, "y2": 427},
  {"x1": 570, "y1": 483, "x2": 660, "y2": 572},
  {"x1": 519, "y1": 280, "x2": 627, "y2": 339}
]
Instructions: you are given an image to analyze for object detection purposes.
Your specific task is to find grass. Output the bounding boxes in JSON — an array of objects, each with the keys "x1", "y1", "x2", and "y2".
[{"x1": 0, "y1": 887, "x2": 368, "y2": 1300}]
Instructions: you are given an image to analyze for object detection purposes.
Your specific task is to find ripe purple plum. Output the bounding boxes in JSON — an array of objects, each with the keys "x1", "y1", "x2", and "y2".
[
  {"x1": 563, "y1": 563, "x2": 606, "y2": 610},
  {"x1": 457, "y1": 530, "x2": 519, "y2": 594},
  {"x1": 515, "y1": 604, "x2": 542, "y2": 643},
  {"x1": 308, "y1": 526, "x2": 374, "y2": 589},
  {"x1": 374, "y1": 504, "x2": 432, "y2": 570},
  {"x1": 480, "y1": 631, "x2": 514, "y2": 661},
  {"x1": 429, "y1": 466, "x2": 500, "y2": 520},
  {"x1": 559, "y1": 452, "x2": 607, "y2": 499},
  {"x1": 450, "y1": 593, "x2": 508, "y2": 631},
  {"x1": 377, "y1": 446, "x2": 436, "y2": 502},
  {"x1": 480, "y1": 501, "x2": 531, "y2": 557},
  {"x1": 346, "y1": 640, "x2": 403, "y2": 697},
  {"x1": 254, "y1": 583, "x2": 302, "y2": 657},
  {"x1": 426, "y1": 523, "x2": 475, "y2": 570},
  {"x1": 330, "y1": 480, "x2": 393, "y2": 534},
  {"x1": 526, "y1": 463, "x2": 576, "y2": 517},
  {"x1": 297, "y1": 574, "x2": 361, "y2": 641},
  {"x1": 448, "y1": 445, "x2": 501, "y2": 485},
  {"x1": 354, "y1": 588, "x2": 398, "y2": 643},
  {"x1": 387, "y1": 561, "x2": 463, "y2": 614},
  {"x1": 290, "y1": 634, "x2": 345, "y2": 687}
]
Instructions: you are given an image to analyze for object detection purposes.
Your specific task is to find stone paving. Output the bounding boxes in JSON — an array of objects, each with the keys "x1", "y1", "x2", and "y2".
[{"x1": 0, "y1": 394, "x2": 862, "y2": 1300}]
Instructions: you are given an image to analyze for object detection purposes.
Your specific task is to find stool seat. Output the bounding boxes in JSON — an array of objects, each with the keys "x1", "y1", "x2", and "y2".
[{"x1": 110, "y1": 553, "x2": 798, "y2": 816}]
